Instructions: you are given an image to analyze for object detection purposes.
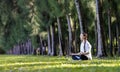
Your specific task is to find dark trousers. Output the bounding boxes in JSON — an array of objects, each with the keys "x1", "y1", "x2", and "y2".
[{"x1": 72, "y1": 55, "x2": 88, "y2": 60}]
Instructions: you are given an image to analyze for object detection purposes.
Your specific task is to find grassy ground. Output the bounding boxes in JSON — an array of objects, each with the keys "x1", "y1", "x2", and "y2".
[{"x1": 0, "y1": 55, "x2": 120, "y2": 72}]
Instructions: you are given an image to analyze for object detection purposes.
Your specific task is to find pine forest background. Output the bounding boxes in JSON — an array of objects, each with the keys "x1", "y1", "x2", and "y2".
[{"x1": 0, "y1": 0, "x2": 120, "y2": 57}]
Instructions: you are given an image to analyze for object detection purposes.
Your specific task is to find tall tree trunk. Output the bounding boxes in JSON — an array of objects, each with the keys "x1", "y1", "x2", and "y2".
[
  {"x1": 113, "y1": 2, "x2": 120, "y2": 56},
  {"x1": 26, "y1": 40, "x2": 29, "y2": 54},
  {"x1": 47, "y1": 26, "x2": 51, "y2": 55},
  {"x1": 51, "y1": 24, "x2": 56, "y2": 56},
  {"x1": 101, "y1": 24, "x2": 107, "y2": 56},
  {"x1": 73, "y1": 21, "x2": 77, "y2": 53},
  {"x1": 108, "y1": 0, "x2": 120, "y2": 56},
  {"x1": 118, "y1": 25, "x2": 120, "y2": 56},
  {"x1": 108, "y1": 8, "x2": 113, "y2": 56},
  {"x1": 29, "y1": 39, "x2": 33, "y2": 54},
  {"x1": 74, "y1": 0, "x2": 84, "y2": 33},
  {"x1": 116, "y1": 24, "x2": 120, "y2": 55},
  {"x1": 25, "y1": 41, "x2": 28, "y2": 54},
  {"x1": 66, "y1": 14, "x2": 72, "y2": 55},
  {"x1": 96, "y1": 0, "x2": 103, "y2": 57},
  {"x1": 100, "y1": 0, "x2": 107, "y2": 56},
  {"x1": 57, "y1": 17, "x2": 63, "y2": 56},
  {"x1": 94, "y1": 19, "x2": 98, "y2": 56},
  {"x1": 17, "y1": 44, "x2": 20, "y2": 55},
  {"x1": 39, "y1": 36, "x2": 43, "y2": 55},
  {"x1": 27, "y1": 39, "x2": 31, "y2": 54}
]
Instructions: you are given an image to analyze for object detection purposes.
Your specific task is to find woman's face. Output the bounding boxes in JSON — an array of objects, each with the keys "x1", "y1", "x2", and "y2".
[
  {"x1": 80, "y1": 34, "x2": 84, "y2": 41},
  {"x1": 80, "y1": 34, "x2": 87, "y2": 41}
]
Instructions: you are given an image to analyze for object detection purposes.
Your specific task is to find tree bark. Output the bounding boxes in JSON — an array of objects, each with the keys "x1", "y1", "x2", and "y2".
[
  {"x1": 66, "y1": 14, "x2": 72, "y2": 55},
  {"x1": 74, "y1": 0, "x2": 84, "y2": 33},
  {"x1": 47, "y1": 26, "x2": 51, "y2": 55},
  {"x1": 96, "y1": 0, "x2": 103, "y2": 57},
  {"x1": 29, "y1": 39, "x2": 33, "y2": 54},
  {"x1": 108, "y1": 8, "x2": 113, "y2": 56},
  {"x1": 113, "y1": 2, "x2": 120, "y2": 56},
  {"x1": 51, "y1": 24, "x2": 55, "y2": 56},
  {"x1": 73, "y1": 21, "x2": 77, "y2": 53},
  {"x1": 57, "y1": 17, "x2": 63, "y2": 56},
  {"x1": 116, "y1": 24, "x2": 120, "y2": 56},
  {"x1": 94, "y1": 19, "x2": 98, "y2": 56},
  {"x1": 108, "y1": 0, "x2": 120, "y2": 56},
  {"x1": 39, "y1": 36, "x2": 43, "y2": 55},
  {"x1": 100, "y1": 0, "x2": 107, "y2": 57}
]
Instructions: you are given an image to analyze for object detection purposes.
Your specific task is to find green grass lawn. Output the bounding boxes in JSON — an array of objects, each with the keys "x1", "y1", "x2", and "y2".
[{"x1": 0, "y1": 55, "x2": 120, "y2": 72}]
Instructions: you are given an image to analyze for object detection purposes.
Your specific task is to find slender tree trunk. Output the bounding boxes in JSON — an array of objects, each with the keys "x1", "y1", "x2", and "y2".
[
  {"x1": 113, "y1": 4, "x2": 120, "y2": 56},
  {"x1": 96, "y1": 0, "x2": 103, "y2": 57},
  {"x1": 54, "y1": 25, "x2": 57, "y2": 56},
  {"x1": 29, "y1": 39, "x2": 33, "y2": 54},
  {"x1": 47, "y1": 26, "x2": 51, "y2": 55},
  {"x1": 115, "y1": 26, "x2": 118, "y2": 54},
  {"x1": 116, "y1": 24, "x2": 120, "y2": 55},
  {"x1": 94, "y1": 19, "x2": 98, "y2": 56},
  {"x1": 51, "y1": 24, "x2": 55, "y2": 56},
  {"x1": 108, "y1": 0, "x2": 120, "y2": 56},
  {"x1": 116, "y1": 18, "x2": 120, "y2": 56},
  {"x1": 25, "y1": 41, "x2": 28, "y2": 54},
  {"x1": 65, "y1": 38, "x2": 69, "y2": 55},
  {"x1": 73, "y1": 21, "x2": 77, "y2": 52},
  {"x1": 62, "y1": 37, "x2": 66, "y2": 55},
  {"x1": 57, "y1": 17, "x2": 63, "y2": 56},
  {"x1": 25, "y1": 40, "x2": 28, "y2": 54},
  {"x1": 74, "y1": 0, "x2": 84, "y2": 33},
  {"x1": 100, "y1": 0, "x2": 107, "y2": 57},
  {"x1": 66, "y1": 14, "x2": 72, "y2": 55},
  {"x1": 28, "y1": 39, "x2": 32, "y2": 55},
  {"x1": 27, "y1": 39, "x2": 30, "y2": 54},
  {"x1": 39, "y1": 36, "x2": 43, "y2": 55},
  {"x1": 17, "y1": 44, "x2": 20, "y2": 55},
  {"x1": 19, "y1": 43, "x2": 22, "y2": 55},
  {"x1": 108, "y1": 8, "x2": 113, "y2": 56},
  {"x1": 101, "y1": 25, "x2": 107, "y2": 56},
  {"x1": 118, "y1": 26, "x2": 120, "y2": 56}
]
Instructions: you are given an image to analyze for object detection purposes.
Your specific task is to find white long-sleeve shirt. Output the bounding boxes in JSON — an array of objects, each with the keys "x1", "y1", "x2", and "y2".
[{"x1": 80, "y1": 40, "x2": 92, "y2": 60}]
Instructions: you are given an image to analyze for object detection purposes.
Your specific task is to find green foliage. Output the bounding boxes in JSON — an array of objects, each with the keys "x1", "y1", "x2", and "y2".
[
  {"x1": 0, "y1": 48, "x2": 5, "y2": 54},
  {"x1": 0, "y1": 55, "x2": 120, "y2": 72},
  {"x1": 0, "y1": 0, "x2": 120, "y2": 56},
  {"x1": 48, "y1": 0, "x2": 62, "y2": 17}
]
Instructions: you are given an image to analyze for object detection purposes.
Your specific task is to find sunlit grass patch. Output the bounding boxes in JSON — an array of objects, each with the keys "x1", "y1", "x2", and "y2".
[{"x1": 0, "y1": 55, "x2": 120, "y2": 72}]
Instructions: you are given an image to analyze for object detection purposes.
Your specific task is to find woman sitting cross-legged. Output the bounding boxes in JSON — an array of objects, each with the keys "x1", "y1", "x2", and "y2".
[{"x1": 71, "y1": 33, "x2": 92, "y2": 60}]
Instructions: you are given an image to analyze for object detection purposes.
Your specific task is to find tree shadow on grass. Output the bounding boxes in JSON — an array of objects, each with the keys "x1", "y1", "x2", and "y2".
[{"x1": 2, "y1": 63, "x2": 120, "y2": 72}]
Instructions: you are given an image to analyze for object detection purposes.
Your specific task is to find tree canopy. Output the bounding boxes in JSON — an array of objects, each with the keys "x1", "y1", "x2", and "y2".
[{"x1": 0, "y1": 0, "x2": 120, "y2": 57}]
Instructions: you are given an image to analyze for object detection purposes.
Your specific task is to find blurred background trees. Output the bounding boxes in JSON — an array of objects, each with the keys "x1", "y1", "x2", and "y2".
[{"x1": 0, "y1": 0, "x2": 120, "y2": 57}]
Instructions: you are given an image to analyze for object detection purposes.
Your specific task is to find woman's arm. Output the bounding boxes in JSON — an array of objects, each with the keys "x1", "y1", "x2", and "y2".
[
  {"x1": 81, "y1": 52, "x2": 89, "y2": 55},
  {"x1": 70, "y1": 52, "x2": 83, "y2": 55},
  {"x1": 70, "y1": 52, "x2": 89, "y2": 56}
]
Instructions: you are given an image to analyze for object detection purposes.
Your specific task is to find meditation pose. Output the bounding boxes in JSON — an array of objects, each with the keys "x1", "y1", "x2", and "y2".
[{"x1": 71, "y1": 33, "x2": 92, "y2": 60}]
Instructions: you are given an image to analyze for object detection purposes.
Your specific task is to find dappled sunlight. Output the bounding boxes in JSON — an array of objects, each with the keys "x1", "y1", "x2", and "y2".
[
  {"x1": 1, "y1": 55, "x2": 120, "y2": 72},
  {"x1": 5, "y1": 63, "x2": 120, "y2": 72},
  {"x1": 0, "y1": 55, "x2": 26, "y2": 58},
  {"x1": 0, "y1": 61, "x2": 65, "y2": 67},
  {"x1": 1, "y1": 59, "x2": 120, "y2": 69}
]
